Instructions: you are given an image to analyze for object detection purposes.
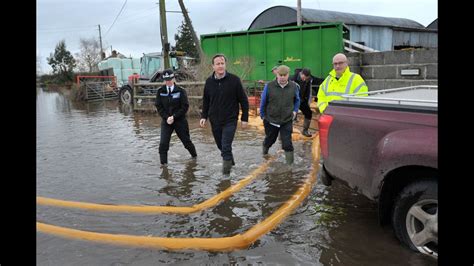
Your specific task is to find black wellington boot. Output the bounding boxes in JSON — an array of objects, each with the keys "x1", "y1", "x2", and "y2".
[
  {"x1": 262, "y1": 144, "x2": 269, "y2": 155},
  {"x1": 160, "y1": 153, "x2": 168, "y2": 166},
  {"x1": 302, "y1": 118, "x2": 312, "y2": 137},
  {"x1": 188, "y1": 144, "x2": 197, "y2": 158}
]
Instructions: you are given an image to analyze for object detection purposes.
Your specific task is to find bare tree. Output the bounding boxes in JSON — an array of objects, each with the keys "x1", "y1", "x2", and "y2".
[{"x1": 74, "y1": 37, "x2": 101, "y2": 72}]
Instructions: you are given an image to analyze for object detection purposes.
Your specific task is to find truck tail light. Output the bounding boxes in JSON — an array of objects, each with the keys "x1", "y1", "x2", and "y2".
[{"x1": 318, "y1": 114, "x2": 333, "y2": 158}]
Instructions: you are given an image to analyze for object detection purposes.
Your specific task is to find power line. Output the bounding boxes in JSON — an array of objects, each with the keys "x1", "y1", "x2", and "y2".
[
  {"x1": 109, "y1": 11, "x2": 157, "y2": 26},
  {"x1": 104, "y1": 0, "x2": 128, "y2": 37},
  {"x1": 37, "y1": 5, "x2": 154, "y2": 32},
  {"x1": 37, "y1": 28, "x2": 96, "y2": 34},
  {"x1": 37, "y1": 25, "x2": 96, "y2": 32},
  {"x1": 118, "y1": 5, "x2": 158, "y2": 21}
]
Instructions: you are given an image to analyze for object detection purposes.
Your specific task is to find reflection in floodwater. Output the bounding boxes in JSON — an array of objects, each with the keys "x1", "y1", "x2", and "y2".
[
  {"x1": 118, "y1": 103, "x2": 133, "y2": 116},
  {"x1": 36, "y1": 88, "x2": 436, "y2": 265},
  {"x1": 210, "y1": 179, "x2": 243, "y2": 235},
  {"x1": 158, "y1": 159, "x2": 198, "y2": 200}
]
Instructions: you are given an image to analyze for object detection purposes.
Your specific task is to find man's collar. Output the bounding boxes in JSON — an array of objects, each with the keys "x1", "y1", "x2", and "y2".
[
  {"x1": 278, "y1": 81, "x2": 289, "y2": 88},
  {"x1": 214, "y1": 71, "x2": 227, "y2": 80}
]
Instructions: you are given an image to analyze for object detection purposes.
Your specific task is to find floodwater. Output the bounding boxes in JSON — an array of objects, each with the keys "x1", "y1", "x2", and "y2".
[{"x1": 36, "y1": 88, "x2": 436, "y2": 265}]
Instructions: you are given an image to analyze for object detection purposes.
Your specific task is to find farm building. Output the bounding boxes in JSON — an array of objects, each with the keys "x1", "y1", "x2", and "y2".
[{"x1": 248, "y1": 6, "x2": 437, "y2": 52}]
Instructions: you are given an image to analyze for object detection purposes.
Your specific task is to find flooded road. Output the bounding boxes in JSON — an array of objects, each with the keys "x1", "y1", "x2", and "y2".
[{"x1": 36, "y1": 88, "x2": 436, "y2": 265}]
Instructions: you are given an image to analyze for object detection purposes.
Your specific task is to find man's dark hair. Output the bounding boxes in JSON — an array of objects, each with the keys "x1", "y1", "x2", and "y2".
[
  {"x1": 301, "y1": 68, "x2": 311, "y2": 77},
  {"x1": 212, "y1": 54, "x2": 227, "y2": 64}
]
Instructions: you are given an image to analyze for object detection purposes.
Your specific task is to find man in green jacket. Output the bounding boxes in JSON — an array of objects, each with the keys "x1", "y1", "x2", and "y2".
[
  {"x1": 259, "y1": 65, "x2": 300, "y2": 164},
  {"x1": 317, "y1": 53, "x2": 368, "y2": 113}
]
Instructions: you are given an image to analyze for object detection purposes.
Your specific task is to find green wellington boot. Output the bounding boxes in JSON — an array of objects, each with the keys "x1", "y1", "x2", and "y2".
[
  {"x1": 222, "y1": 159, "x2": 233, "y2": 174},
  {"x1": 285, "y1": 151, "x2": 294, "y2": 165}
]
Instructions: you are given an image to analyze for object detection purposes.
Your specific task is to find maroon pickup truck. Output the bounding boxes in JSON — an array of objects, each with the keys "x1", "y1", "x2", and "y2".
[{"x1": 318, "y1": 86, "x2": 438, "y2": 258}]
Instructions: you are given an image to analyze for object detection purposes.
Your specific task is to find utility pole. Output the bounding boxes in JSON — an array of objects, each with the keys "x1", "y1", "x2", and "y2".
[
  {"x1": 297, "y1": 0, "x2": 302, "y2": 26},
  {"x1": 159, "y1": 0, "x2": 170, "y2": 69},
  {"x1": 177, "y1": 0, "x2": 204, "y2": 61},
  {"x1": 98, "y1": 24, "x2": 104, "y2": 59}
]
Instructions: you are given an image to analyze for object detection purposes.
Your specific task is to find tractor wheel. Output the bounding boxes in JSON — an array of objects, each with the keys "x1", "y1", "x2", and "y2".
[{"x1": 119, "y1": 86, "x2": 133, "y2": 105}]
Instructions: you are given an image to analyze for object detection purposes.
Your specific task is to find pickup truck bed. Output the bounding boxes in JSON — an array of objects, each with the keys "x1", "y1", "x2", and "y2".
[
  {"x1": 342, "y1": 86, "x2": 437, "y2": 107},
  {"x1": 318, "y1": 85, "x2": 438, "y2": 258}
]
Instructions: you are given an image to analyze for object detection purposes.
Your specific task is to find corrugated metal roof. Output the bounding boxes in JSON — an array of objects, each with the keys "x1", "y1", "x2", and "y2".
[
  {"x1": 427, "y1": 19, "x2": 438, "y2": 30},
  {"x1": 249, "y1": 6, "x2": 425, "y2": 30}
]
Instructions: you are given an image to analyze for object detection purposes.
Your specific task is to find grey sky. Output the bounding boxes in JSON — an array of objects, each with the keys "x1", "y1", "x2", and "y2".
[{"x1": 37, "y1": 0, "x2": 437, "y2": 74}]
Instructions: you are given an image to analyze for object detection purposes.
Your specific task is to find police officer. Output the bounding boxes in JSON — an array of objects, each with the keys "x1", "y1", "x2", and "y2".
[{"x1": 155, "y1": 69, "x2": 197, "y2": 166}]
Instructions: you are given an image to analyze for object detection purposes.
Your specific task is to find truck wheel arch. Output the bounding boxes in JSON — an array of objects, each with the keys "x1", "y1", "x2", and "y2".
[
  {"x1": 377, "y1": 166, "x2": 438, "y2": 225},
  {"x1": 371, "y1": 128, "x2": 437, "y2": 220}
]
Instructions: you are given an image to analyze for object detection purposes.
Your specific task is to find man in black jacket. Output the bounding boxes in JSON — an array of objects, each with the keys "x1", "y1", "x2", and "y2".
[
  {"x1": 155, "y1": 69, "x2": 197, "y2": 166},
  {"x1": 292, "y1": 68, "x2": 315, "y2": 137},
  {"x1": 199, "y1": 54, "x2": 249, "y2": 174}
]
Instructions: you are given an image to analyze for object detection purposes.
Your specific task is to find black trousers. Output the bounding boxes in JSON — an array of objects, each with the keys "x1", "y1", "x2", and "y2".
[
  {"x1": 210, "y1": 120, "x2": 237, "y2": 161},
  {"x1": 299, "y1": 100, "x2": 312, "y2": 120},
  {"x1": 263, "y1": 119, "x2": 294, "y2": 152},
  {"x1": 159, "y1": 118, "x2": 196, "y2": 164}
]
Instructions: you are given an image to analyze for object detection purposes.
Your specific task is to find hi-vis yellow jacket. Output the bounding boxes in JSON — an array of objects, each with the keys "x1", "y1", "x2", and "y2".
[{"x1": 317, "y1": 66, "x2": 368, "y2": 113}]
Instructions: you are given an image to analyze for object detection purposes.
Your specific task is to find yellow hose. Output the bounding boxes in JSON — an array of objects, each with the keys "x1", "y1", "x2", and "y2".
[
  {"x1": 37, "y1": 134, "x2": 320, "y2": 251},
  {"x1": 37, "y1": 154, "x2": 277, "y2": 214}
]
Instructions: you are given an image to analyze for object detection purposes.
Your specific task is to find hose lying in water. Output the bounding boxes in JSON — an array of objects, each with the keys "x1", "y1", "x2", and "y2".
[
  {"x1": 37, "y1": 152, "x2": 279, "y2": 214},
  {"x1": 37, "y1": 129, "x2": 314, "y2": 214},
  {"x1": 37, "y1": 135, "x2": 320, "y2": 252}
]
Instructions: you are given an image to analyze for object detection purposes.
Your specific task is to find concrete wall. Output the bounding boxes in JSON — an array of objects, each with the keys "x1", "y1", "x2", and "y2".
[{"x1": 346, "y1": 48, "x2": 437, "y2": 91}]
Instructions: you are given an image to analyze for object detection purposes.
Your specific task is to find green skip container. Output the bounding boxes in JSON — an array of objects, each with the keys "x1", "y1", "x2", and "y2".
[{"x1": 201, "y1": 22, "x2": 345, "y2": 81}]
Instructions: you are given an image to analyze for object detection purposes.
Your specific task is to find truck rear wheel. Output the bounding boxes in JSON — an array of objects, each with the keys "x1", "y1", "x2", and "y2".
[
  {"x1": 119, "y1": 86, "x2": 133, "y2": 105},
  {"x1": 392, "y1": 179, "x2": 437, "y2": 258}
]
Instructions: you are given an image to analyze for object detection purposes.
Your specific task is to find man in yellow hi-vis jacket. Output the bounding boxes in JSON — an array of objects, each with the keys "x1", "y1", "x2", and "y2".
[{"x1": 317, "y1": 53, "x2": 368, "y2": 113}]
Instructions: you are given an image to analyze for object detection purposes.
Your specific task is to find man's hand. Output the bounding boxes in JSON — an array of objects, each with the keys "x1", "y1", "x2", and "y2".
[
  {"x1": 199, "y1": 118, "x2": 207, "y2": 128},
  {"x1": 167, "y1": 116, "x2": 174, "y2": 125},
  {"x1": 241, "y1": 121, "x2": 248, "y2": 129},
  {"x1": 292, "y1": 111, "x2": 297, "y2": 120}
]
